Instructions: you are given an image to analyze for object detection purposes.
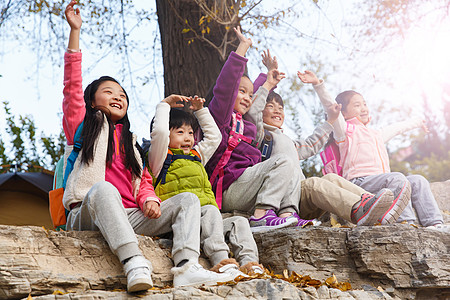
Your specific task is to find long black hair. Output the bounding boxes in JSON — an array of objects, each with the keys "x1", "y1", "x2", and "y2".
[{"x1": 80, "y1": 76, "x2": 143, "y2": 178}]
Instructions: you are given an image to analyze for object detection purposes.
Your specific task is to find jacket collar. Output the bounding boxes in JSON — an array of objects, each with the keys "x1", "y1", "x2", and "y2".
[
  {"x1": 263, "y1": 122, "x2": 283, "y2": 133},
  {"x1": 347, "y1": 116, "x2": 372, "y2": 126}
]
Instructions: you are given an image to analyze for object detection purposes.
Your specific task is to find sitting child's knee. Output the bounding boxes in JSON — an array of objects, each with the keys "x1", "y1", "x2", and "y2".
[
  {"x1": 322, "y1": 173, "x2": 340, "y2": 181},
  {"x1": 178, "y1": 192, "x2": 201, "y2": 207},
  {"x1": 407, "y1": 174, "x2": 428, "y2": 186}
]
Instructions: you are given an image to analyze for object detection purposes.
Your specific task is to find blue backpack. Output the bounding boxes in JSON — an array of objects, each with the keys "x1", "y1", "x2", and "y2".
[{"x1": 259, "y1": 129, "x2": 273, "y2": 161}]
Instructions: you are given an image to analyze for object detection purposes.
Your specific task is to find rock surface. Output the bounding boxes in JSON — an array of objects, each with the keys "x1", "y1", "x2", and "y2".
[
  {"x1": 0, "y1": 181, "x2": 448, "y2": 300},
  {"x1": 254, "y1": 224, "x2": 450, "y2": 299}
]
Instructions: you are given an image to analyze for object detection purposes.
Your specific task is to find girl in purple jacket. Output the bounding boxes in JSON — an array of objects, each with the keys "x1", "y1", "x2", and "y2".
[{"x1": 205, "y1": 27, "x2": 304, "y2": 232}]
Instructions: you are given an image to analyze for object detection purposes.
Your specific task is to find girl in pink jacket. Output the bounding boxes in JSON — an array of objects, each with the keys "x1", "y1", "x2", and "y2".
[{"x1": 63, "y1": 1, "x2": 233, "y2": 292}]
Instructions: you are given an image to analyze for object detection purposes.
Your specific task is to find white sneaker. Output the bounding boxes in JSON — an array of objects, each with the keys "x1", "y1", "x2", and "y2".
[
  {"x1": 218, "y1": 263, "x2": 248, "y2": 280},
  {"x1": 251, "y1": 265, "x2": 264, "y2": 275},
  {"x1": 172, "y1": 262, "x2": 232, "y2": 287},
  {"x1": 123, "y1": 255, "x2": 153, "y2": 293},
  {"x1": 426, "y1": 224, "x2": 450, "y2": 233}
]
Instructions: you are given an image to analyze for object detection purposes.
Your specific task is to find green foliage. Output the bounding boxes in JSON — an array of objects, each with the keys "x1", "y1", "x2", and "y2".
[{"x1": 0, "y1": 101, "x2": 64, "y2": 172}]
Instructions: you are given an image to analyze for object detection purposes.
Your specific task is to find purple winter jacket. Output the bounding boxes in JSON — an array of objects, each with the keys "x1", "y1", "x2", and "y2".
[{"x1": 205, "y1": 51, "x2": 262, "y2": 195}]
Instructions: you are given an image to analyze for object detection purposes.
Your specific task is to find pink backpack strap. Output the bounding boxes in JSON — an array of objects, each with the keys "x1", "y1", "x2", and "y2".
[
  {"x1": 209, "y1": 112, "x2": 242, "y2": 209},
  {"x1": 209, "y1": 112, "x2": 260, "y2": 208}
]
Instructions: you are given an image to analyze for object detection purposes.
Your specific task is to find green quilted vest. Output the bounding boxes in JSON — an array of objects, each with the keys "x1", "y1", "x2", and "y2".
[{"x1": 154, "y1": 148, "x2": 218, "y2": 208}]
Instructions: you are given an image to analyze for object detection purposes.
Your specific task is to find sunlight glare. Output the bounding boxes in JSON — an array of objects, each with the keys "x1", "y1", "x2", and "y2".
[{"x1": 400, "y1": 19, "x2": 450, "y2": 109}]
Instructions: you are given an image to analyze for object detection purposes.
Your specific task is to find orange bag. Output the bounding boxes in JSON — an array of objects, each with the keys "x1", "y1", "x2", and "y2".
[{"x1": 49, "y1": 187, "x2": 66, "y2": 229}]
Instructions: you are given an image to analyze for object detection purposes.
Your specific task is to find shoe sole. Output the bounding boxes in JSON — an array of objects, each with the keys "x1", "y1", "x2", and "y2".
[
  {"x1": 379, "y1": 181, "x2": 411, "y2": 225},
  {"x1": 356, "y1": 189, "x2": 393, "y2": 226},
  {"x1": 174, "y1": 275, "x2": 234, "y2": 288},
  {"x1": 250, "y1": 216, "x2": 298, "y2": 233},
  {"x1": 127, "y1": 279, "x2": 153, "y2": 293}
]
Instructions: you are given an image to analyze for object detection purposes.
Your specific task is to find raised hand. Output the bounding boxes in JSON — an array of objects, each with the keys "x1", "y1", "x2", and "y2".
[
  {"x1": 234, "y1": 26, "x2": 252, "y2": 57},
  {"x1": 163, "y1": 94, "x2": 190, "y2": 108},
  {"x1": 263, "y1": 69, "x2": 286, "y2": 91},
  {"x1": 262, "y1": 49, "x2": 278, "y2": 72},
  {"x1": 268, "y1": 69, "x2": 285, "y2": 86},
  {"x1": 65, "y1": 0, "x2": 82, "y2": 30},
  {"x1": 189, "y1": 95, "x2": 205, "y2": 111},
  {"x1": 234, "y1": 26, "x2": 252, "y2": 47},
  {"x1": 326, "y1": 103, "x2": 342, "y2": 124},
  {"x1": 297, "y1": 70, "x2": 320, "y2": 85}
]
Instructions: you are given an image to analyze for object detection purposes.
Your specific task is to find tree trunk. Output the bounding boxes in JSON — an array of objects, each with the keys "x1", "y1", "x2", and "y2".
[{"x1": 155, "y1": 0, "x2": 238, "y2": 98}]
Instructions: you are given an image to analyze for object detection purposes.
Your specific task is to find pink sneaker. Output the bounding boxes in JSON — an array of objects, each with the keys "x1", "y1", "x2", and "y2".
[{"x1": 249, "y1": 210, "x2": 297, "y2": 233}]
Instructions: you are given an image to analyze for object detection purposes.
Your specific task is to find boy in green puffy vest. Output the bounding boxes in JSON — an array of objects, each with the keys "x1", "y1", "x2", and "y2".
[{"x1": 148, "y1": 95, "x2": 264, "y2": 278}]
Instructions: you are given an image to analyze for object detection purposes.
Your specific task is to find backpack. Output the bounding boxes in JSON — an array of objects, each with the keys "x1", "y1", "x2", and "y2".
[
  {"x1": 141, "y1": 138, "x2": 151, "y2": 154},
  {"x1": 319, "y1": 141, "x2": 342, "y2": 176},
  {"x1": 259, "y1": 129, "x2": 273, "y2": 161},
  {"x1": 319, "y1": 122, "x2": 355, "y2": 176},
  {"x1": 48, "y1": 122, "x2": 84, "y2": 231}
]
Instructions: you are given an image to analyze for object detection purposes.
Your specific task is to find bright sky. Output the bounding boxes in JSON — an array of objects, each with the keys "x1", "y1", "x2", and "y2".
[{"x1": 1, "y1": 1, "x2": 449, "y2": 159}]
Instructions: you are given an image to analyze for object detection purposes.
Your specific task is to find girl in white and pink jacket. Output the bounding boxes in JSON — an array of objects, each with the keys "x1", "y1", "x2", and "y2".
[
  {"x1": 332, "y1": 89, "x2": 446, "y2": 232},
  {"x1": 300, "y1": 70, "x2": 446, "y2": 231}
]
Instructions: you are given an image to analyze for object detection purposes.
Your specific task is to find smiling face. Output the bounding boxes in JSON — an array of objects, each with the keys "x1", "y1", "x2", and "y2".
[
  {"x1": 168, "y1": 124, "x2": 195, "y2": 154},
  {"x1": 233, "y1": 76, "x2": 254, "y2": 115},
  {"x1": 341, "y1": 94, "x2": 370, "y2": 124},
  {"x1": 263, "y1": 99, "x2": 285, "y2": 128},
  {"x1": 92, "y1": 81, "x2": 128, "y2": 123}
]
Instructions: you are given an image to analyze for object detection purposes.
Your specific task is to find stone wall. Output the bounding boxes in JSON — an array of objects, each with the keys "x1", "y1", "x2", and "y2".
[{"x1": 0, "y1": 181, "x2": 448, "y2": 299}]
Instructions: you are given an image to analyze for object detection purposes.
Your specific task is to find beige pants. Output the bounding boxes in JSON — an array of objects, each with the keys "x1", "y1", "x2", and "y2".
[{"x1": 299, "y1": 173, "x2": 366, "y2": 222}]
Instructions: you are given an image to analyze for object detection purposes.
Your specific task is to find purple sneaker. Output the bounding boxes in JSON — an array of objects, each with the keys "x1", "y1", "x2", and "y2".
[
  {"x1": 249, "y1": 210, "x2": 297, "y2": 233},
  {"x1": 292, "y1": 212, "x2": 322, "y2": 228}
]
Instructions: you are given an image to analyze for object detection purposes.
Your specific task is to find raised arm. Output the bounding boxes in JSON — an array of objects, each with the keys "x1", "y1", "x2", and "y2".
[
  {"x1": 208, "y1": 28, "x2": 249, "y2": 126},
  {"x1": 246, "y1": 69, "x2": 285, "y2": 142},
  {"x1": 234, "y1": 26, "x2": 252, "y2": 58},
  {"x1": 253, "y1": 50, "x2": 278, "y2": 93},
  {"x1": 261, "y1": 49, "x2": 278, "y2": 72},
  {"x1": 295, "y1": 123, "x2": 334, "y2": 160},
  {"x1": 298, "y1": 70, "x2": 347, "y2": 143},
  {"x1": 62, "y1": 0, "x2": 84, "y2": 144},
  {"x1": 148, "y1": 95, "x2": 189, "y2": 178},
  {"x1": 66, "y1": 0, "x2": 81, "y2": 52},
  {"x1": 380, "y1": 117, "x2": 425, "y2": 142},
  {"x1": 192, "y1": 96, "x2": 222, "y2": 165}
]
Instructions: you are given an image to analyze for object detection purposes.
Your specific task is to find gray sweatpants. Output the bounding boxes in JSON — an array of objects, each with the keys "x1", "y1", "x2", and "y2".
[
  {"x1": 200, "y1": 205, "x2": 230, "y2": 266},
  {"x1": 222, "y1": 154, "x2": 299, "y2": 215},
  {"x1": 223, "y1": 216, "x2": 259, "y2": 266},
  {"x1": 66, "y1": 181, "x2": 201, "y2": 266},
  {"x1": 351, "y1": 173, "x2": 443, "y2": 227}
]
